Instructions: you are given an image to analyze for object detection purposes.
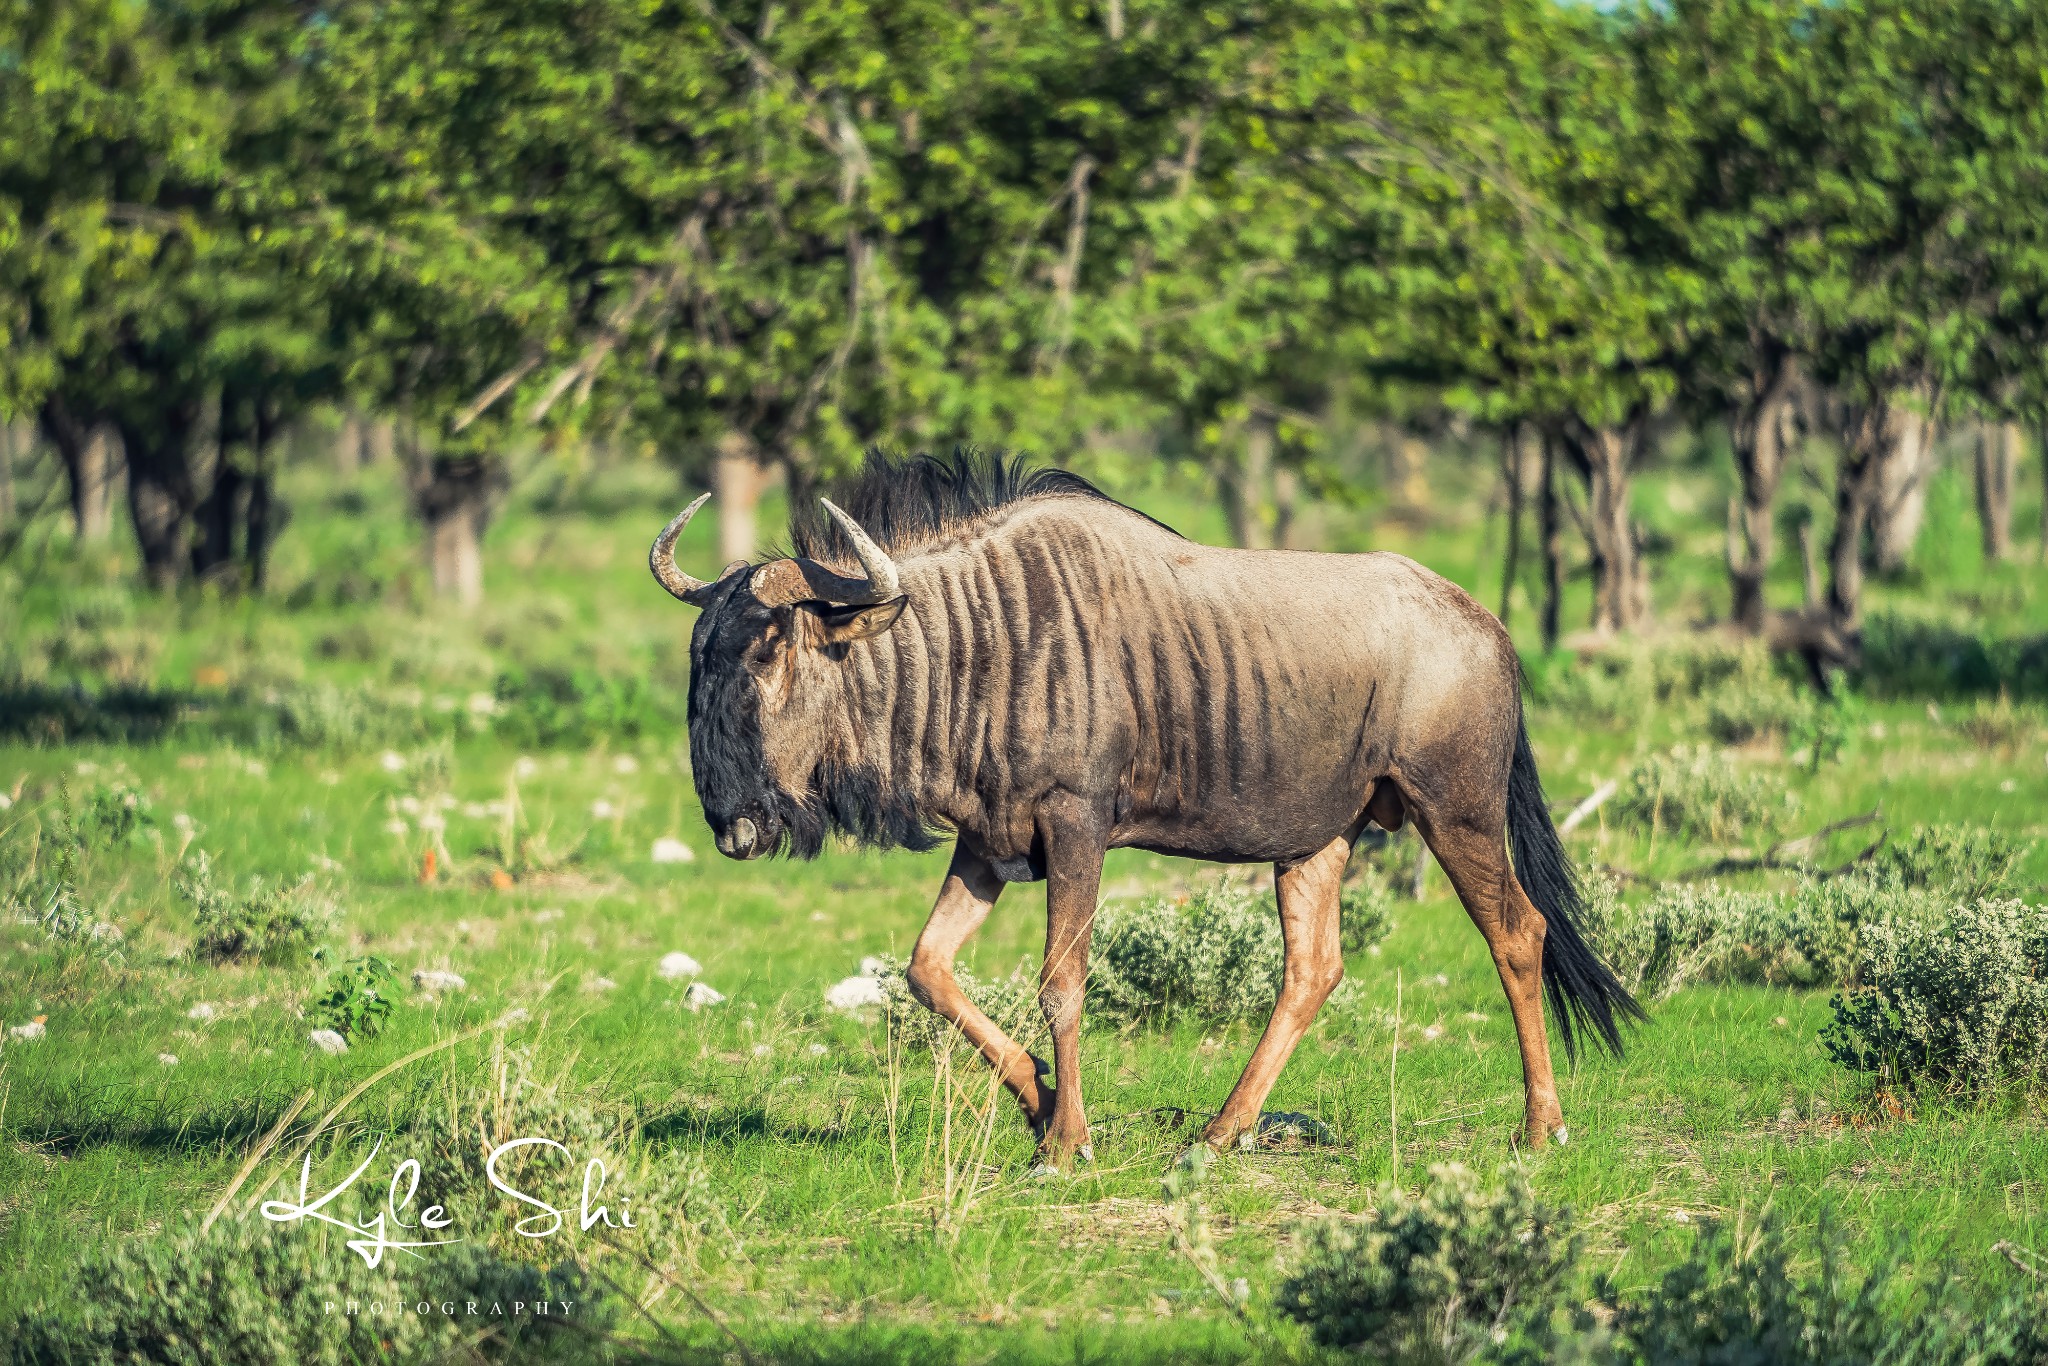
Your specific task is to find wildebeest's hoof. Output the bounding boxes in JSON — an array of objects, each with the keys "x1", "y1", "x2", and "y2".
[{"x1": 1252, "y1": 1111, "x2": 1338, "y2": 1149}]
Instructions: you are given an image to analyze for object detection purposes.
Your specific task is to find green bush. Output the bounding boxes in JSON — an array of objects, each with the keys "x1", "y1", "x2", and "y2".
[
  {"x1": 1857, "y1": 610, "x2": 2048, "y2": 702},
  {"x1": 1341, "y1": 881, "x2": 1396, "y2": 956},
  {"x1": 179, "y1": 853, "x2": 334, "y2": 965},
  {"x1": 1824, "y1": 898, "x2": 2048, "y2": 1095},
  {"x1": 1275, "y1": 1164, "x2": 1579, "y2": 1362},
  {"x1": 309, "y1": 955, "x2": 398, "y2": 1041},
  {"x1": 1613, "y1": 746, "x2": 1791, "y2": 843},
  {"x1": 1612, "y1": 1209, "x2": 2046, "y2": 1366},
  {"x1": 1089, "y1": 884, "x2": 1288, "y2": 1025},
  {"x1": 1876, "y1": 824, "x2": 2032, "y2": 901},
  {"x1": 490, "y1": 667, "x2": 681, "y2": 747},
  {"x1": 5, "y1": 1218, "x2": 608, "y2": 1366},
  {"x1": 1579, "y1": 881, "x2": 1788, "y2": 999}
]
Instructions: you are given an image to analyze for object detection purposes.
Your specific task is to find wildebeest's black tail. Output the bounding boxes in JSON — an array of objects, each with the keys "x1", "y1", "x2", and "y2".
[{"x1": 1506, "y1": 710, "x2": 1645, "y2": 1062}]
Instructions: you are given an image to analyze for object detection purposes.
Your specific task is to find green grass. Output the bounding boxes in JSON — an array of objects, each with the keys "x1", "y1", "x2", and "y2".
[{"x1": 1, "y1": 448, "x2": 2045, "y2": 1358}]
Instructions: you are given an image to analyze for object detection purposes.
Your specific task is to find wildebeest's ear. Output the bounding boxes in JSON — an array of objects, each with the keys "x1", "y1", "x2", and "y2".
[{"x1": 809, "y1": 596, "x2": 908, "y2": 645}]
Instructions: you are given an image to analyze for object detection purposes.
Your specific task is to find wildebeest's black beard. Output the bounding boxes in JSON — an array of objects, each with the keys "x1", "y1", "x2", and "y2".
[{"x1": 765, "y1": 761, "x2": 948, "y2": 859}]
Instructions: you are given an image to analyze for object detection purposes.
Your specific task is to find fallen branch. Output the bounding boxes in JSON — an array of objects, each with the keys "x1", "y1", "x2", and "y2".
[
  {"x1": 1557, "y1": 779, "x2": 1618, "y2": 836},
  {"x1": 1994, "y1": 1238, "x2": 2045, "y2": 1280},
  {"x1": 1669, "y1": 809, "x2": 1884, "y2": 882}
]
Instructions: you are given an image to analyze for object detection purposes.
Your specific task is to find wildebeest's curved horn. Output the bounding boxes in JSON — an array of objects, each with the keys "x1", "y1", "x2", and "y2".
[
  {"x1": 649, "y1": 493, "x2": 718, "y2": 604},
  {"x1": 819, "y1": 499, "x2": 900, "y2": 602},
  {"x1": 749, "y1": 500, "x2": 904, "y2": 608}
]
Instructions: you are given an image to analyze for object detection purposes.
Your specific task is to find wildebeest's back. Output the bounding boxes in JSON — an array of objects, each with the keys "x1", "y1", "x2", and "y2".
[{"x1": 985, "y1": 501, "x2": 1518, "y2": 863}]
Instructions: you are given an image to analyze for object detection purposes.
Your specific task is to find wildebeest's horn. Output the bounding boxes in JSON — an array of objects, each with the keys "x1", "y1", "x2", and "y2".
[
  {"x1": 649, "y1": 493, "x2": 717, "y2": 604},
  {"x1": 819, "y1": 499, "x2": 900, "y2": 603}
]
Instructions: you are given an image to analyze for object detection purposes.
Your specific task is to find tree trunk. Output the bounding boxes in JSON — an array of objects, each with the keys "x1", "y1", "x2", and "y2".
[
  {"x1": 1565, "y1": 421, "x2": 1647, "y2": 636},
  {"x1": 0, "y1": 418, "x2": 16, "y2": 528},
  {"x1": 1271, "y1": 463, "x2": 1301, "y2": 550},
  {"x1": 1538, "y1": 428, "x2": 1564, "y2": 652},
  {"x1": 1973, "y1": 421, "x2": 2020, "y2": 563},
  {"x1": 403, "y1": 427, "x2": 500, "y2": 608},
  {"x1": 1867, "y1": 396, "x2": 1936, "y2": 574},
  {"x1": 122, "y1": 422, "x2": 192, "y2": 588},
  {"x1": 1826, "y1": 401, "x2": 1895, "y2": 627},
  {"x1": 1499, "y1": 424, "x2": 1531, "y2": 628},
  {"x1": 335, "y1": 406, "x2": 365, "y2": 476},
  {"x1": 362, "y1": 415, "x2": 395, "y2": 466},
  {"x1": 1218, "y1": 419, "x2": 1274, "y2": 549},
  {"x1": 1726, "y1": 358, "x2": 1801, "y2": 632},
  {"x1": 41, "y1": 398, "x2": 121, "y2": 542},
  {"x1": 713, "y1": 432, "x2": 766, "y2": 566}
]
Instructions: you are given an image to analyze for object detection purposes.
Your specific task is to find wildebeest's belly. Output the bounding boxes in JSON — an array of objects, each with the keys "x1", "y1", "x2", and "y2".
[{"x1": 1108, "y1": 691, "x2": 1383, "y2": 864}]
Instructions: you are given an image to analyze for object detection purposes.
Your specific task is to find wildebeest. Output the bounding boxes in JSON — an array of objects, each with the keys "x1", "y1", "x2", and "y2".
[{"x1": 654, "y1": 450, "x2": 1639, "y2": 1167}]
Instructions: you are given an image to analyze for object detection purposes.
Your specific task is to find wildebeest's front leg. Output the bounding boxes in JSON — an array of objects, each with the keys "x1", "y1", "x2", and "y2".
[
  {"x1": 905, "y1": 844, "x2": 1055, "y2": 1128},
  {"x1": 1196, "y1": 836, "x2": 1349, "y2": 1152},
  {"x1": 1033, "y1": 792, "x2": 1109, "y2": 1169}
]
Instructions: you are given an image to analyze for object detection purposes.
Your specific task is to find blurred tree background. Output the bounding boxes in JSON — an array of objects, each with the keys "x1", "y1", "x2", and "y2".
[{"x1": 2, "y1": 0, "x2": 2045, "y2": 657}]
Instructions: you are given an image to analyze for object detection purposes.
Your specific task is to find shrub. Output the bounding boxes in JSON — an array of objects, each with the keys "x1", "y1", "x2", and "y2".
[
  {"x1": 179, "y1": 852, "x2": 334, "y2": 964},
  {"x1": 5, "y1": 1217, "x2": 608, "y2": 1366},
  {"x1": 1579, "y1": 882, "x2": 1788, "y2": 999},
  {"x1": 870, "y1": 953, "x2": 1040, "y2": 1051},
  {"x1": 309, "y1": 955, "x2": 398, "y2": 1041},
  {"x1": 1612, "y1": 745, "x2": 1791, "y2": 842},
  {"x1": 1876, "y1": 824, "x2": 2032, "y2": 901},
  {"x1": 1612, "y1": 1209, "x2": 2045, "y2": 1366},
  {"x1": 1341, "y1": 881, "x2": 1396, "y2": 956},
  {"x1": 1275, "y1": 1163, "x2": 1579, "y2": 1362},
  {"x1": 1089, "y1": 884, "x2": 1286, "y2": 1025},
  {"x1": 1857, "y1": 610, "x2": 2048, "y2": 702},
  {"x1": 1823, "y1": 897, "x2": 2048, "y2": 1095},
  {"x1": 404, "y1": 1046, "x2": 731, "y2": 1272},
  {"x1": 490, "y1": 667, "x2": 681, "y2": 748}
]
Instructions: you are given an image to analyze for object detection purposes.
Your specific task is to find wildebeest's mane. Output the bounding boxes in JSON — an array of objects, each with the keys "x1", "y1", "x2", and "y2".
[{"x1": 787, "y1": 447, "x2": 1177, "y2": 561}]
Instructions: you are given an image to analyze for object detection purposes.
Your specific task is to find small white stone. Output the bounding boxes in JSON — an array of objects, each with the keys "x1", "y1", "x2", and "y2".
[
  {"x1": 172, "y1": 812, "x2": 193, "y2": 830},
  {"x1": 380, "y1": 750, "x2": 406, "y2": 773},
  {"x1": 1422, "y1": 1024, "x2": 1445, "y2": 1040},
  {"x1": 383, "y1": 819, "x2": 409, "y2": 836},
  {"x1": 158, "y1": 1052, "x2": 179, "y2": 1066},
  {"x1": 1672, "y1": 1208, "x2": 1690, "y2": 1223},
  {"x1": 309, "y1": 1028, "x2": 349, "y2": 1055},
  {"x1": 0, "y1": 794, "x2": 11, "y2": 810},
  {"x1": 651, "y1": 837, "x2": 695, "y2": 864},
  {"x1": 514, "y1": 756, "x2": 540, "y2": 779},
  {"x1": 684, "y1": 982, "x2": 725, "y2": 1011},
  {"x1": 590, "y1": 799, "x2": 616, "y2": 819},
  {"x1": 186, "y1": 1002, "x2": 218, "y2": 1022},
  {"x1": 9, "y1": 1020, "x2": 46, "y2": 1042},
  {"x1": 418, "y1": 812, "x2": 446, "y2": 833},
  {"x1": 497, "y1": 1007, "x2": 531, "y2": 1027},
  {"x1": 2000, "y1": 779, "x2": 2017, "y2": 793},
  {"x1": 808, "y1": 1042, "x2": 830, "y2": 1056},
  {"x1": 751, "y1": 1043, "x2": 772, "y2": 1058},
  {"x1": 585, "y1": 976, "x2": 619, "y2": 993},
  {"x1": 1431, "y1": 973, "x2": 1450, "y2": 987},
  {"x1": 658, "y1": 952, "x2": 703, "y2": 980},
  {"x1": 825, "y1": 975, "x2": 888, "y2": 1012},
  {"x1": 613, "y1": 755, "x2": 639, "y2": 774},
  {"x1": 412, "y1": 969, "x2": 467, "y2": 993}
]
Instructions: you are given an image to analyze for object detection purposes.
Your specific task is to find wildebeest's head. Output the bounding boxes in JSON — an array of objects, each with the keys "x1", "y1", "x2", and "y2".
[{"x1": 651, "y1": 494, "x2": 910, "y2": 860}]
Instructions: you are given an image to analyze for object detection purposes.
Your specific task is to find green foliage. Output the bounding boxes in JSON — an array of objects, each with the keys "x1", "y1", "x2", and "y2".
[
  {"x1": 489, "y1": 668, "x2": 680, "y2": 749},
  {"x1": 1341, "y1": 881, "x2": 1397, "y2": 957},
  {"x1": 4, "y1": 1217, "x2": 608, "y2": 1366},
  {"x1": 1613, "y1": 745, "x2": 1792, "y2": 843},
  {"x1": 1857, "y1": 612, "x2": 2048, "y2": 703},
  {"x1": 1088, "y1": 885, "x2": 1288, "y2": 1027},
  {"x1": 1580, "y1": 880, "x2": 1789, "y2": 999},
  {"x1": 1825, "y1": 898, "x2": 2048, "y2": 1096},
  {"x1": 1612, "y1": 1208, "x2": 2047, "y2": 1366},
  {"x1": 1275, "y1": 1163, "x2": 1580, "y2": 1362},
  {"x1": 308, "y1": 955, "x2": 396, "y2": 1042},
  {"x1": 1877, "y1": 825, "x2": 2033, "y2": 902},
  {"x1": 177, "y1": 852, "x2": 332, "y2": 965}
]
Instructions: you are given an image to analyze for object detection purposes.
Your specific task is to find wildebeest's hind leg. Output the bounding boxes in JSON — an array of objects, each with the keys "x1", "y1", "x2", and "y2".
[
  {"x1": 1410, "y1": 805, "x2": 1567, "y2": 1148},
  {"x1": 905, "y1": 844, "x2": 1056, "y2": 1130},
  {"x1": 1196, "y1": 836, "x2": 1350, "y2": 1152}
]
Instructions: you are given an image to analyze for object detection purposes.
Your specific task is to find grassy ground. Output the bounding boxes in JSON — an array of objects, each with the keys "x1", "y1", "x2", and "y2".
[{"x1": 1, "y1": 447, "x2": 2045, "y2": 1358}]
